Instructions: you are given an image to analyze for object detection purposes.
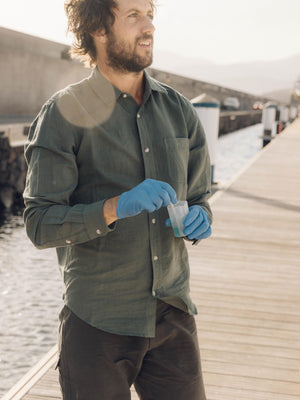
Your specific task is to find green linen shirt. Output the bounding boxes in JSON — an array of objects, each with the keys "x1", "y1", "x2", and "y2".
[{"x1": 23, "y1": 67, "x2": 212, "y2": 337}]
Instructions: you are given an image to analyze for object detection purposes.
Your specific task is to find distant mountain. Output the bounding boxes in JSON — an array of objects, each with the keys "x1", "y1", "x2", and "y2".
[
  {"x1": 152, "y1": 50, "x2": 300, "y2": 96},
  {"x1": 262, "y1": 88, "x2": 293, "y2": 104}
]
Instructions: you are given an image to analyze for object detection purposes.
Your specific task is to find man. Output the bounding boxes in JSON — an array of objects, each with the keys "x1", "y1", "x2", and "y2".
[{"x1": 23, "y1": 0, "x2": 212, "y2": 398}]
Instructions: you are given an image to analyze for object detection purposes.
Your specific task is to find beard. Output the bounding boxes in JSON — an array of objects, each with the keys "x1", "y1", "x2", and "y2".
[{"x1": 106, "y1": 31, "x2": 153, "y2": 73}]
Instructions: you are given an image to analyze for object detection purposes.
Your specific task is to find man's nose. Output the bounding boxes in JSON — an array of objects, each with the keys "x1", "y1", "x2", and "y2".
[{"x1": 141, "y1": 17, "x2": 155, "y2": 35}]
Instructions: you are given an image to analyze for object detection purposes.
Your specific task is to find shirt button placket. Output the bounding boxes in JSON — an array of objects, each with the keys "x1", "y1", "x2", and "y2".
[
  {"x1": 137, "y1": 111, "x2": 152, "y2": 175},
  {"x1": 152, "y1": 252, "x2": 160, "y2": 297},
  {"x1": 138, "y1": 110, "x2": 159, "y2": 295}
]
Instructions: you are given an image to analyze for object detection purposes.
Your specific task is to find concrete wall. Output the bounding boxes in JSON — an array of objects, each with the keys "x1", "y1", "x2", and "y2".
[
  {"x1": 147, "y1": 69, "x2": 268, "y2": 110},
  {"x1": 0, "y1": 27, "x2": 90, "y2": 117},
  {"x1": 0, "y1": 27, "x2": 268, "y2": 118},
  {"x1": 219, "y1": 110, "x2": 262, "y2": 135}
]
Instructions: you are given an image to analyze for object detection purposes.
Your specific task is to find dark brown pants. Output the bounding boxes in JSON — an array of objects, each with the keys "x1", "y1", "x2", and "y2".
[{"x1": 57, "y1": 300, "x2": 206, "y2": 400}]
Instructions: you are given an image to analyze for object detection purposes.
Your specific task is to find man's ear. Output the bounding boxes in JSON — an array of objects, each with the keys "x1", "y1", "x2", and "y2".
[{"x1": 91, "y1": 29, "x2": 107, "y2": 44}]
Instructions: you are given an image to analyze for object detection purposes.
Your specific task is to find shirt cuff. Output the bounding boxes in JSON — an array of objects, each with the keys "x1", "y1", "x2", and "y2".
[{"x1": 83, "y1": 200, "x2": 116, "y2": 240}]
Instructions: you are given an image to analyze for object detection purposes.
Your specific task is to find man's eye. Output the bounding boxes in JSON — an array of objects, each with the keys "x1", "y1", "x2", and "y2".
[{"x1": 129, "y1": 13, "x2": 137, "y2": 18}]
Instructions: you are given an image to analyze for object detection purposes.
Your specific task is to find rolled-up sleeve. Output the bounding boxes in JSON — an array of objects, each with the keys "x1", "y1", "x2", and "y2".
[{"x1": 23, "y1": 99, "x2": 115, "y2": 249}]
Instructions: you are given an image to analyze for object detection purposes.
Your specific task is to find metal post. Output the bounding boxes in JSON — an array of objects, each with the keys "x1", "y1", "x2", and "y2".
[
  {"x1": 191, "y1": 94, "x2": 220, "y2": 184},
  {"x1": 279, "y1": 105, "x2": 289, "y2": 130},
  {"x1": 262, "y1": 102, "x2": 276, "y2": 147},
  {"x1": 289, "y1": 106, "x2": 298, "y2": 122}
]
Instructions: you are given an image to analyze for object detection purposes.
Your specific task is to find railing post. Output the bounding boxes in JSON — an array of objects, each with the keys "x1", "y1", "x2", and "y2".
[
  {"x1": 262, "y1": 102, "x2": 276, "y2": 147},
  {"x1": 191, "y1": 94, "x2": 220, "y2": 184},
  {"x1": 279, "y1": 105, "x2": 289, "y2": 130},
  {"x1": 289, "y1": 106, "x2": 297, "y2": 122}
]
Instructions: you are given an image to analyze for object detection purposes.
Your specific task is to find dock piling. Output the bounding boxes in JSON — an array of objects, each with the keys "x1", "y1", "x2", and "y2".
[
  {"x1": 262, "y1": 102, "x2": 276, "y2": 146},
  {"x1": 191, "y1": 93, "x2": 220, "y2": 184}
]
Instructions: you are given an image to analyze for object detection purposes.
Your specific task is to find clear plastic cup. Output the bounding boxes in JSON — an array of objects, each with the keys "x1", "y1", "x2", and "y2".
[{"x1": 167, "y1": 200, "x2": 189, "y2": 237}]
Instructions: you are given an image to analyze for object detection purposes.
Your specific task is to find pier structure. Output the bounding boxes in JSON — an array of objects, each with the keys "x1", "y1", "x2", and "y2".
[
  {"x1": 0, "y1": 26, "x2": 267, "y2": 119},
  {"x1": 2, "y1": 118, "x2": 300, "y2": 400}
]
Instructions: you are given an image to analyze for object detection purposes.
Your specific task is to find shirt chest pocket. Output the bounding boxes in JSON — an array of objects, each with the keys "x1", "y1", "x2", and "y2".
[{"x1": 163, "y1": 138, "x2": 189, "y2": 184}]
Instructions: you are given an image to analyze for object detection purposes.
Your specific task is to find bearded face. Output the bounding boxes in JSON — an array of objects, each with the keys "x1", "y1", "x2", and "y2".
[{"x1": 106, "y1": 29, "x2": 154, "y2": 73}]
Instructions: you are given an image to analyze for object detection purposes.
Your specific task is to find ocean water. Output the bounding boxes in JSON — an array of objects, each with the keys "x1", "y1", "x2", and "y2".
[
  {"x1": 0, "y1": 123, "x2": 264, "y2": 396},
  {"x1": 0, "y1": 212, "x2": 60, "y2": 395}
]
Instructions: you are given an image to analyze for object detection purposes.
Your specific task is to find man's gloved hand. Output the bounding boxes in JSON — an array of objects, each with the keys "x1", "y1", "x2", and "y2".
[
  {"x1": 117, "y1": 179, "x2": 177, "y2": 219},
  {"x1": 183, "y1": 205, "x2": 211, "y2": 240}
]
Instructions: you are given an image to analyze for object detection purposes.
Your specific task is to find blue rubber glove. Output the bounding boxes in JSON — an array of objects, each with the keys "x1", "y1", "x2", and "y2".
[
  {"x1": 117, "y1": 179, "x2": 177, "y2": 219},
  {"x1": 165, "y1": 205, "x2": 211, "y2": 240},
  {"x1": 165, "y1": 206, "x2": 211, "y2": 240},
  {"x1": 183, "y1": 205, "x2": 211, "y2": 240}
]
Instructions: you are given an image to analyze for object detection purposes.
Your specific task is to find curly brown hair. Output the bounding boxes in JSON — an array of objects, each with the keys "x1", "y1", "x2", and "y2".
[
  {"x1": 65, "y1": 0, "x2": 118, "y2": 67},
  {"x1": 65, "y1": 0, "x2": 156, "y2": 67}
]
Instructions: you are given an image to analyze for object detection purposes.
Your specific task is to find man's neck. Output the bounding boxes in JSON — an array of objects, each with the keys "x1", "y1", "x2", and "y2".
[{"x1": 97, "y1": 63, "x2": 145, "y2": 106}]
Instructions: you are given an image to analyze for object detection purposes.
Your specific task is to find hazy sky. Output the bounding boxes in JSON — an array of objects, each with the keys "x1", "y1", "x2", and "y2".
[{"x1": 0, "y1": 0, "x2": 300, "y2": 65}]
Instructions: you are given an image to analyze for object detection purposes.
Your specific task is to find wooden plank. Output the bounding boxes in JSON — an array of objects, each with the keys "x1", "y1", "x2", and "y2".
[
  {"x1": 202, "y1": 359, "x2": 300, "y2": 382},
  {"x1": 196, "y1": 310, "x2": 300, "y2": 331},
  {"x1": 1, "y1": 346, "x2": 58, "y2": 400},
  {"x1": 203, "y1": 372, "x2": 300, "y2": 397},
  {"x1": 205, "y1": 385, "x2": 300, "y2": 400},
  {"x1": 201, "y1": 348, "x2": 300, "y2": 370},
  {"x1": 196, "y1": 319, "x2": 300, "y2": 341},
  {"x1": 20, "y1": 364, "x2": 139, "y2": 400}
]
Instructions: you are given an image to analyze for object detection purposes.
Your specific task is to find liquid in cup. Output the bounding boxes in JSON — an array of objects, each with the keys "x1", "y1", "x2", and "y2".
[{"x1": 167, "y1": 201, "x2": 189, "y2": 237}]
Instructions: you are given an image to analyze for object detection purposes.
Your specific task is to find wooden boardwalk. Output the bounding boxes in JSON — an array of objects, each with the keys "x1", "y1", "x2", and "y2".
[{"x1": 2, "y1": 118, "x2": 300, "y2": 399}]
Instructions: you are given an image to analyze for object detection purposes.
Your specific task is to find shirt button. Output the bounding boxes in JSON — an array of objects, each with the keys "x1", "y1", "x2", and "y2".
[
  {"x1": 144, "y1": 147, "x2": 150, "y2": 153},
  {"x1": 152, "y1": 290, "x2": 156, "y2": 296},
  {"x1": 96, "y1": 229, "x2": 101, "y2": 235},
  {"x1": 65, "y1": 240, "x2": 71, "y2": 244},
  {"x1": 137, "y1": 113, "x2": 141, "y2": 119},
  {"x1": 152, "y1": 218, "x2": 156, "y2": 224},
  {"x1": 122, "y1": 93, "x2": 128, "y2": 98},
  {"x1": 153, "y1": 256, "x2": 158, "y2": 261}
]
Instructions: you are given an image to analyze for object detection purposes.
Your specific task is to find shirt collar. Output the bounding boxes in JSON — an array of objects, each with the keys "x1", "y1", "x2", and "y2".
[
  {"x1": 144, "y1": 70, "x2": 168, "y2": 95},
  {"x1": 88, "y1": 67, "x2": 167, "y2": 106},
  {"x1": 88, "y1": 67, "x2": 117, "y2": 106}
]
